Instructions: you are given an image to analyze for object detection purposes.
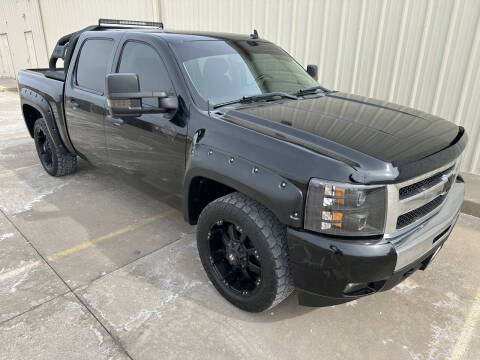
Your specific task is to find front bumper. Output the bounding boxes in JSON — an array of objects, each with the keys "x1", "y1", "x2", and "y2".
[{"x1": 288, "y1": 177, "x2": 465, "y2": 307}]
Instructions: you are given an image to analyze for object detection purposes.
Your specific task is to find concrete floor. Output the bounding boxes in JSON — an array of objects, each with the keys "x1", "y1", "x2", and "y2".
[{"x1": 0, "y1": 90, "x2": 479, "y2": 360}]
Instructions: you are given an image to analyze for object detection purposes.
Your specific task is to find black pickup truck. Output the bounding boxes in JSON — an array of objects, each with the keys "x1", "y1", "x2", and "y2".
[{"x1": 17, "y1": 19, "x2": 467, "y2": 312}]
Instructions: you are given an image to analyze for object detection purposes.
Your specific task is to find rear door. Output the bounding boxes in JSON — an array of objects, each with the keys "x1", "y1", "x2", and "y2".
[
  {"x1": 105, "y1": 38, "x2": 187, "y2": 196},
  {"x1": 64, "y1": 35, "x2": 118, "y2": 165}
]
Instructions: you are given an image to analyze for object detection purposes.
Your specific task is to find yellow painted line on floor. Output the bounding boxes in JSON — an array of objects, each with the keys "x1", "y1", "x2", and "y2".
[
  {"x1": 0, "y1": 163, "x2": 40, "y2": 175},
  {"x1": 0, "y1": 208, "x2": 177, "y2": 282},
  {"x1": 47, "y1": 208, "x2": 177, "y2": 261},
  {"x1": 450, "y1": 289, "x2": 480, "y2": 360}
]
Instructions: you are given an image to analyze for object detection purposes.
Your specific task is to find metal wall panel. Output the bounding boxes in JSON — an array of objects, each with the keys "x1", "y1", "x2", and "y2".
[
  {"x1": 0, "y1": 0, "x2": 161, "y2": 72},
  {"x1": 38, "y1": 0, "x2": 160, "y2": 57},
  {"x1": 0, "y1": 0, "x2": 49, "y2": 76},
  {"x1": 163, "y1": 0, "x2": 480, "y2": 174}
]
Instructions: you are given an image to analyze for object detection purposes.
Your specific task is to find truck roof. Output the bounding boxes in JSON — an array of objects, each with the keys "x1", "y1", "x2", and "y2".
[
  {"x1": 48, "y1": 19, "x2": 260, "y2": 72},
  {"x1": 90, "y1": 28, "x2": 258, "y2": 42},
  {"x1": 87, "y1": 19, "x2": 258, "y2": 41}
]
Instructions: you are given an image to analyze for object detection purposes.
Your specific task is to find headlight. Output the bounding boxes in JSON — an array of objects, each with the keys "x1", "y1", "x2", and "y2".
[{"x1": 304, "y1": 179, "x2": 386, "y2": 236}]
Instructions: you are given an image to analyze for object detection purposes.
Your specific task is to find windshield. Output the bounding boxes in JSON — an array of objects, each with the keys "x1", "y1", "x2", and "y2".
[{"x1": 172, "y1": 39, "x2": 319, "y2": 105}]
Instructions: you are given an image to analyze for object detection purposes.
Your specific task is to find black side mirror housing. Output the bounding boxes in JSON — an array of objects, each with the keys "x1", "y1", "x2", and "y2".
[
  {"x1": 106, "y1": 73, "x2": 142, "y2": 116},
  {"x1": 306, "y1": 65, "x2": 318, "y2": 80},
  {"x1": 105, "y1": 73, "x2": 178, "y2": 116}
]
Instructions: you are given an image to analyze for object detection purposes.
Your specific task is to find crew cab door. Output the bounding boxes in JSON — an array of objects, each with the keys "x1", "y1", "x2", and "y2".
[
  {"x1": 64, "y1": 36, "x2": 118, "y2": 165},
  {"x1": 105, "y1": 39, "x2": 187, "y2": 196}
]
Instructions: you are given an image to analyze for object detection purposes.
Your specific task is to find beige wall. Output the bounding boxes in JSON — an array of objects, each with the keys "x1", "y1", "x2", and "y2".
[
  {"x1": 0, "y1": 0, "x2": 479, "y2": 174},
  {"x1": 38, "y1": 0, "x2": 161, "y2": 60},
  {"x1": 0, "y1": 0, "x2": 161, "y2": 73},
  {"x1": 0, "y1": 0, "x2": 49, "y2": 76}
]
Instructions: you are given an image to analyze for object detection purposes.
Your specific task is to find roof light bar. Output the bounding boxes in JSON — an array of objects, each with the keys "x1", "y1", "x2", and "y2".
[{"x1": 98, "y1": 18, "x2": 163, "y2": 29}]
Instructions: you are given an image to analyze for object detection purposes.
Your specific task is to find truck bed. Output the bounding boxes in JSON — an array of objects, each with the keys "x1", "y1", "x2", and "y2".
[
  {"x1": 27, "y1": 68, "x2": 66, "y2": 82},
  {"x1": 17, "y1": 69, "x2": 65, "y2": 102},
  {"x1": 17, "y1": 68, "x2": 75, "y2": 154}
]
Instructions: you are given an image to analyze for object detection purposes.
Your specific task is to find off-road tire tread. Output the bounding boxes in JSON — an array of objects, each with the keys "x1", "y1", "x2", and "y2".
[
  {"x1": 34, "y1": 118, "x2": 77, "y2": 176},
  {"x1": 199, "y1": 192, "x2": 294, "y2": 311}
]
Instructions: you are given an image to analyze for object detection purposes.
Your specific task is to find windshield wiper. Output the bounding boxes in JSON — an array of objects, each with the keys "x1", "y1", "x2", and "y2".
[
  {"x1": 213, "y1": 92, "x2": 298, "y2": 109},
  {"x1": 294, "y1": 85, "x2": 332, "y2": 96}
]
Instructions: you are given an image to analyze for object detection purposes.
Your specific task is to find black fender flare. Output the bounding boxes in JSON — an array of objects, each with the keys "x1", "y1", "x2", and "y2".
[
  {"x1": 20, "y1": 87, "x2": 65, "y2": 150},
  {"x1": 183, "y1": 144, "x2": 304, "y2": 228}
]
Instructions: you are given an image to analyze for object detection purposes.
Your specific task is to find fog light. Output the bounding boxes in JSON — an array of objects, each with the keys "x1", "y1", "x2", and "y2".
[
  {"x1": 343, "y1": 281, "x2": 385, "y2": 296},
  {"x1": 343, "y1": 282, "x2": 366, "y2": 294}
]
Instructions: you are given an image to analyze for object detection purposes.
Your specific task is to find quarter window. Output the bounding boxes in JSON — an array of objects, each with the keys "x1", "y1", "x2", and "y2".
[{"x1": 76, "y1": 39, "x2": 114, "y2": 93}]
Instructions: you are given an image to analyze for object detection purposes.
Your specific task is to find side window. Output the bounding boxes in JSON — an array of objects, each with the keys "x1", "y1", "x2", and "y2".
[
  {"x1": 76, "y1": 39, "x2": 114, "y2": 93},
  {"x1": 118, "y1": 41, "x2": 174, "y2": 107}
]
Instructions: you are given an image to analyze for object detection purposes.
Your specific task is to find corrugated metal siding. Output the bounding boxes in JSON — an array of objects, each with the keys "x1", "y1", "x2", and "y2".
[
  {"x1": 38, "y1": 0, "x2": 160, "y2": 57},
  {"x1": 0, "y1": 0, "x2": 49, "y2": 75},
  {"x1": 163, "y1": 0, "x2": 480, "y2": 174},
  {"x1": 0, "y1": 0, "x2": 479, "y2": 174},
  {"x1": 0, "y1": 0, "x2": 160, "y2": 72}
]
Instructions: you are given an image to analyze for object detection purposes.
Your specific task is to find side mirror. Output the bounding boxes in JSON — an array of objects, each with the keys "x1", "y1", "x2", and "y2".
[
  {"x1": 105, "y1": 73, "x2": 178, "y2": 116},
  {"x1": 306, "y1": 65, "x2": 318, "y2": 80}
]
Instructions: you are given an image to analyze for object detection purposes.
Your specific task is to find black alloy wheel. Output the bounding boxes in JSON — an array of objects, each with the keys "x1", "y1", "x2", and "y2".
[
  {"x1": 208, "y1": 220, "x2": 262, "y2": 296},
  {"x1": 34, "y1": 125, "x2": 54, "y2": 172},
  {"x1": 33, "y1": 118, "x2": 77, "y2": 176}
]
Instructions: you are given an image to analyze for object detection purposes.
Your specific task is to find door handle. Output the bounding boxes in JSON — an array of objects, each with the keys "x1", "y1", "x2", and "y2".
[
  {"x1": 67, "y1": 100, "x2": 79, "y2": 109},
  {"x1": 107, "y1": 115, "x2": 124, "y2": 126}
]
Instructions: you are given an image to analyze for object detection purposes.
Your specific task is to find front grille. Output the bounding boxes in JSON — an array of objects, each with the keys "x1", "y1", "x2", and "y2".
[
  {"x1": 396, "y1": 195, "x2": 445, "y2": 229},
  {"x1": 399, "y1": 165, "x2": 454, "y2": 200},
  {"x1": 385, "y1": 160, "x2": 458, "y2": 234}
]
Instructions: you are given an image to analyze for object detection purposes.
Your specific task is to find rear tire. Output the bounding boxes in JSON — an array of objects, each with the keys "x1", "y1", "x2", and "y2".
[
  {"x1": 197, "y1": 192, "x2": 294, "y2": 312},
  {"x1": 33, "y1": 118, "x2": 77, "y2": 176}
]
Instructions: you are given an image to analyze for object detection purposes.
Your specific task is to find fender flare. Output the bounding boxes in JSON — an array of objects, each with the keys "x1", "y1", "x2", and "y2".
[
  {"x1": 20, "y1": 87, "x2": 66, "y2": 150},
  {"x1": 183, "y1": 144, "x2": 304, "y2": 228}
]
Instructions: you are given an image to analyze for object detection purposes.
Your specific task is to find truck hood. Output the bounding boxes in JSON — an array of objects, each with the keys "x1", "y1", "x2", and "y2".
[{"x1": 228, "y1": 92, "x2": 463, "y2": 167}]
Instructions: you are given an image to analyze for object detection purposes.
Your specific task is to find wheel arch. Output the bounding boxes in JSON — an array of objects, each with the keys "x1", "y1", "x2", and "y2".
[
  {"x1": 20, "y1": 88, "x2": 66, "y2": 151},
  {"x1": 22, "y1": 103, "x2": 42, "y2": 138},
  {"x1": 186, "y1": 175, "x2": 236, "y2": 225},
  {"x1": 184, "y1": 145, "x2": 304, "y2": 228}
]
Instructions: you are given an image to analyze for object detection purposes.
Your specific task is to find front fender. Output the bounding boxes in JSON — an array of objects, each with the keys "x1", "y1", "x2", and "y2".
[{"x1": 184, "y1": 144, "x2": 304, "y2": 228}]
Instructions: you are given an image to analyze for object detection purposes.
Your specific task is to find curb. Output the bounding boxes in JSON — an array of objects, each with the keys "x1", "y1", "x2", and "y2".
[
  {"x1": 461, "y1": 172, "x2": 480, "y2": 218},
  {"x1": 461, "y1": 200, "x2": 480, "y2": 219},
  {"x1": 0, "y1": 86, "x2": 18, "y2": 93}
]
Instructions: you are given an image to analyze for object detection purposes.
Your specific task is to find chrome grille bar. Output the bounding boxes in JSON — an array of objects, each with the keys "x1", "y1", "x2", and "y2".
[
  {"x1": 384, "y1": 160, "x2": 458, "y2": 236},
  {"x1": 399, "y1": 164, "x2": 454, "y2": 200},
  {"x1": 398, "y1": 168, "x2": 453, "y2": 214}
]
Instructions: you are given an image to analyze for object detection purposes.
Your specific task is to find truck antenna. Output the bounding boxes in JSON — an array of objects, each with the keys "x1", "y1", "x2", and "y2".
[
  {"x1": 207, "y1": 100, "x2": 211, "y2": 116},
  {"x1": 250, "y1": 29, "x2": 259, "y2": 39}
]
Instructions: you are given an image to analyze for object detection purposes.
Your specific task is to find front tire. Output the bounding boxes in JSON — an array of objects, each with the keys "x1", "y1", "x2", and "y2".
[
  {"x1": 197, "y1": 192, "x2": 294, "y2": 312},
  {"x1": 33, "y1": 118, "x2": 77, "y2": 177}
]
